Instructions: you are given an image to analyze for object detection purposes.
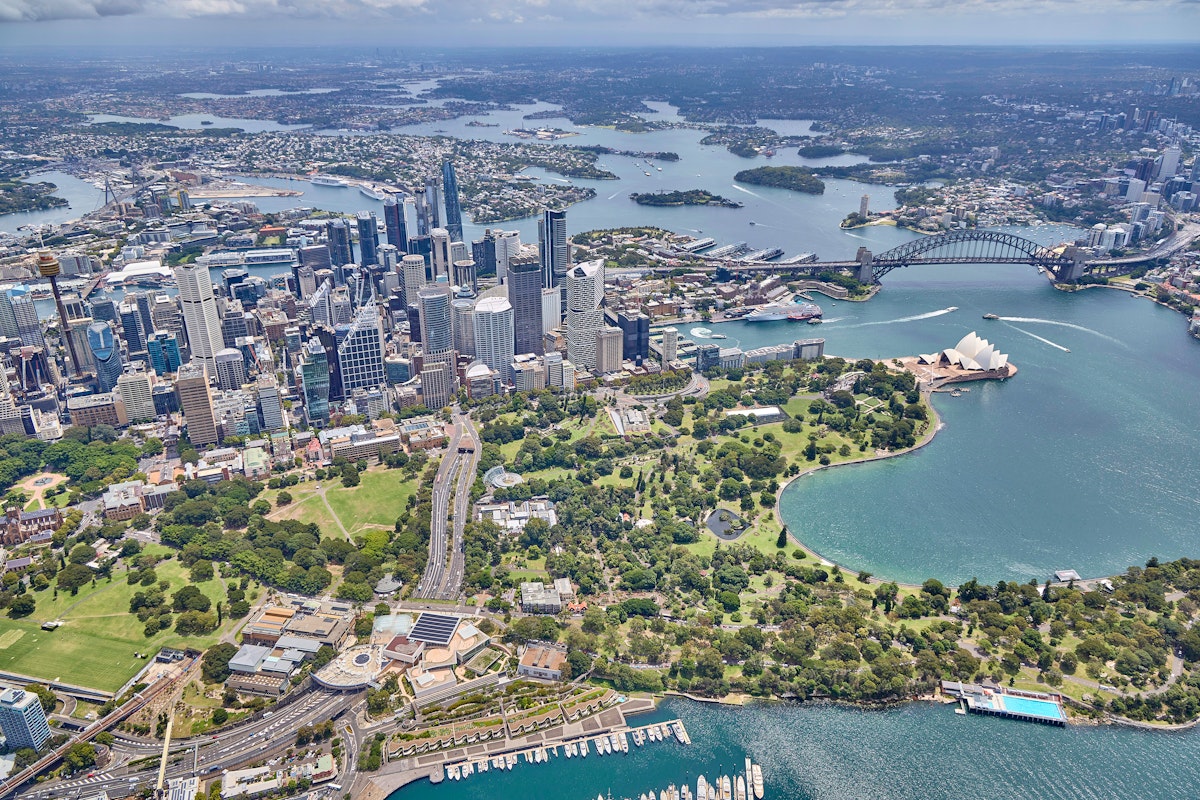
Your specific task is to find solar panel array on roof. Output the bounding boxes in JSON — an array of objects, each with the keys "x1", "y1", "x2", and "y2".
[{"x1": 408, "y1": 612, "x2": 460, "y2": 645}]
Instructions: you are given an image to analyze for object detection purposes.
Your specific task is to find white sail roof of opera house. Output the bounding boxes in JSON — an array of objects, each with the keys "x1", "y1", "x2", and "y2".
[{"x1": 919, "y1": 331, "x2": 1009, "y2": 371}]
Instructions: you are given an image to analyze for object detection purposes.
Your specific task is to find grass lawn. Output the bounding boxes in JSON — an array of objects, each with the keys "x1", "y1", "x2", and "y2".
[
  {"x1": 274, "y1": 494, "x2": 342, "y2": 535},
  {"x1": 325, "y1": 469, "x2": 415, "y2": 533},
  {"x1": 0, "y1": 546, "x2": 246, "y2": 694}
]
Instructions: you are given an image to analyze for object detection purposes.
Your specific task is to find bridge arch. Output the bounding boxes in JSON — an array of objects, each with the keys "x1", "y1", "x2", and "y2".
[{"x1": 869, "y1": 230, "x2": 1075, "y2": 282}]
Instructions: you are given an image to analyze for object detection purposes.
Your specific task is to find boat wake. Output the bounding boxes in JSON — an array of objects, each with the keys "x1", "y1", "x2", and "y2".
[
  {"x1": 607, "y1": 191, "x2": 621, "y2": 200},
  {"x1": 998, "y1": 317, "x2": 1124, "y2": 346},
  {"x1": 729, "y1": 183, "x2": 763, "y2": 199},
  {"x1": 1003, "y1": 324, "x2": 1070, "y2": 352},
  {"x1": 841, "y1": 307, "x2": 957, "y2": 328}
]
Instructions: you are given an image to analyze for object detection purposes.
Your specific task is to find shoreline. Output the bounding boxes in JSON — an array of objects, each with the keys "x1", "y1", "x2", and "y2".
[{"x1": 771, "y1": 376, "x2": 945, "y2": 591}]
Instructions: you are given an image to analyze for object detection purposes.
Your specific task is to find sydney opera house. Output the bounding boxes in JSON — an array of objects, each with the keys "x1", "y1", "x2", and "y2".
[{"x1": 917, "y1": 332, "x2": 1013, "y2": 375}]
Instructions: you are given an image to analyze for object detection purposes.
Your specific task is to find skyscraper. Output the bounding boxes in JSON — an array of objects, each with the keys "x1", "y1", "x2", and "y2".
[
  {"x1": 357, "y1": 211, "x2": 380, "y2": 267},
  {"x1": 147, "y1": 331, "x2": 181, "y2": 375},
  {"x1": 338, "y1": 298, "x2": 386, "y2": 395},
  {"x1": 596, "y1": 326, "x2": 623, "y2": 375},
  {"x1": 451, "y1": 297, "x2": 476, "y2": 358},
  {"x1": 420, "y1": 361, "x2": 455, "y2": 409},
  {"x1": 118, "y1": 298, "x2": 149, "y2": 358},
  {"x1": 175, "y1": 363, "x2": 218, "y2": 448},
  {"x1": 11, "y1": 294, "x2": 43, "y2": 349},
  {"x1": 37, "y1": 250, "x2": 84, "y2": 379},
  {"x1": 298, "y1": 340, "x2": 331, "y2": 427},
  {"x1": 453, "y1": 259, "x2": 477, "y2": 290},
  {"x1": 401, "y1": 254, "x2": 428, "y2": 308},
  {"x1": 507, "y1": 254, "x2": 544, "y2": 356},
  {"x1": 87, "y1": 321, "x2": 123, "y2": 392},
  {"x1": 473, "y1": 297, "x2": 515, "y2": 378},
  {"x1": 418, "y1": 286, "x2": 454, "y2": 365},
  {"x1": 0, "y1": 292, "x2": 19, "y2": 340},
  {"x1": 117, "y1": 363, "x2": 156, "y2": 423},
  {"x1": 0, "y1": 687, "x2": 52, "y2": 751},
  {"x1": 565, "y1": 260, "x2": 605, "y2": 373},
  {"x1": 661, "y1": 327, "x2": 679, "y2": 363},
  {"x1": 214, "y1": 348, "x2": 247, "y2": 391},
  {"x1": 430, "y1": 228, "x2": 453, "y2": 282},
  {"x1": 327, "y1": 218, "x2": 353, "y2": 266},
  {"x1": 383, "y1": 195, "x2": 409, "y2": 252},
  {"x1": 616, "y1": 310, "x2": 650, "y2": 363},
  {"x1": 255, "y1": 375, "x2": 285, "y2": 432},
  {"x1": 442, "y1": 161, "x2": 464, "y2": 242},
  {"x1": 174, "y1": 262, "x2": 224, "y2": 376},
  {"x1": 538, "y1": 209, "x2": 570, "y2": 290}
]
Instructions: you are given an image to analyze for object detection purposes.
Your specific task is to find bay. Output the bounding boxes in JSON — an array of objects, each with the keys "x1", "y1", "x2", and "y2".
[{"x1": 391, "y1": 697, "x2": 1200, "y2": 800}]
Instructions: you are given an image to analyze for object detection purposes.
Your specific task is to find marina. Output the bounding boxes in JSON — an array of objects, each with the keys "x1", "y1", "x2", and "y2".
[{"x1": 437, "y1": 720, "x2": 694, "y2": 787}]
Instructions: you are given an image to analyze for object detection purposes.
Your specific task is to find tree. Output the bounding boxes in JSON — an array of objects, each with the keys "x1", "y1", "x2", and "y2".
[
  {"x1": 211, "y1": 707, "x2": 228, "y2": 725},
  {"x1": 277, "y1": 491, "x2": 293, "y2": 507},
  {"x1": 56, "y1": 563, "x2": 93, "y2": 595},
  {"x1": 23, "y1": 683, "x2": 56, "y2": 713},
  {"x1": 8, "y1": 594, "x2": 35, "y2": 618},
  {"x1": 62, "y1": 742, "x2": 97, "y2": 774},
  {"x1": 775, "y1": 527, "x2": 788, "y2": 548},
  {"x1": 340, "y1": 464, "x2": 360, "y2": 487},
  {"x1": 201, "y1": 643, "x2": 238, "y2": 683}
]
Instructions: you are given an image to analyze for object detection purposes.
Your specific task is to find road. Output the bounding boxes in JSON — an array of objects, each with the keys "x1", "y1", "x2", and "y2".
[
  {"x1": 1088, "y1": 220, "x2": 1200, "y2": 267},
  {"x1": 19, "y1": 688, "x2": 358, "y2": 800},
  {"x1": 413, "y1": 414, "x2": 479, "y2": 601}
]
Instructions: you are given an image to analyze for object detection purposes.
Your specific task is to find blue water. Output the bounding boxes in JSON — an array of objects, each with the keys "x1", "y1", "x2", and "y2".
[
  {"x1": 392, "y1": 698, "x2": 1200, "y2": 800},
  {"x1": 1001, "y1": 696, "x2": 1065, "y2": 721}
]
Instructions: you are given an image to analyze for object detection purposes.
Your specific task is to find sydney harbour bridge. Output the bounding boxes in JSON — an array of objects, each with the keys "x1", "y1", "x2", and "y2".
[{"x1": 662, "y1": 226, "x2": 1198, "y2": 284}]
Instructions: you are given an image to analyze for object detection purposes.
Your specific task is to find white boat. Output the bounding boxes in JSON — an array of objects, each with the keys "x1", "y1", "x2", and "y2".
[
  {"x1": 581, "y1": 739, "x2": 590, "y2": 757},
  {"x1": 566, "y1": 743, "x2": 573, "y2": 758},
  {"x1": 310, "y1": 176, "x2": 346, "y2": 187},
  {"x1": 721, "y1": 776, "x2": 732, "y2": 800},
  {"x1": 610, "y1": 732, "x2": 621, "y2": 752},
  {"x1": 710, "y1": 333, "x2": 727, "y2": 339},
  {"x1": 620, "y1": 731, "x2": 630, "y2": 752},
  {"x1": 698, "y1": 776, "x2": 709, "y2": 800},
  {"x1": 463, "y1": 762, "x2": 473, "y2": 777},
  {"x1": 359, "y1": 184, "x2": 387, "y2": 200},
  {"x1": 479, "y1": 759, "x2": 488, "y2": 772},
  {"x1": 751, "y1": 765, "x2": 763, "y2": 800}
]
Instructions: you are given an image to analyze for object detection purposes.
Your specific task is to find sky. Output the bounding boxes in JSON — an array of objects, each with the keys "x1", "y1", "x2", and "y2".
[{"x1": 1, "y1": 0, "x2": 1199, "y2": 47}]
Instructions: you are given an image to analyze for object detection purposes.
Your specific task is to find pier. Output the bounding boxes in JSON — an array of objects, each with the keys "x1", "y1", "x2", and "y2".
[{"x1": 941, "y1": 681, "x2": 1067, "y2": 727}]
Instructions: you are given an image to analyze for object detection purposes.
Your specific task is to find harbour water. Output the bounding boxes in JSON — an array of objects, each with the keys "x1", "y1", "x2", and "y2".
[{"x1": 392, "y1": 697, "x2": 1200, "y2": 800}]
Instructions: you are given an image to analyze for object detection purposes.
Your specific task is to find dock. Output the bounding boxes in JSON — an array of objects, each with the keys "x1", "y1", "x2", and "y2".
[{"x1": 941, "y1": 681, "x2": 1066, "y2": 727}]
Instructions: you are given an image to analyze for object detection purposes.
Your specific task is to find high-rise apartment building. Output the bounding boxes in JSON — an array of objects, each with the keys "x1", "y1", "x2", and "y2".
[
  {"x1": 0, "y1": 687, "x2": 52, "y2": 751},
  {"x1": 507, "y1": 254, "x2": 544, "y2": 356},
  {"x1": 473, "y1": 297, "x2": 515, "y2": 378},
  {"x1": 214, "y1": 348, "x2": 247, "y2": 391},
  {"x1": 565, "y1": 260, "x2": 605, "y2": 373},
  {"x1": 175, "y1": 363, "x2": 218, "y2": 447},
  {"x1": 255, "y1": 375, "x2": 285, "y2": 432},
  {"x1": 174, "y1": 262, "x2": 224, "y2": 376},
  {"x1": 596, "y1": 326, "x2": 623, "y2": 375},
  {"x1": 451, "y1": 297, "x2": 476, "y2": 359},
  {"x1": 420, "y1": 361, "x2": 456, "y2": 409},
  {"x1": 400, "y1": 254, "x2": 427, "y2": 308},
  {"x1": 661, "y1": 327, "x2": 679, "y2": 363},
  {"x1": 117, "y1": 363, "x2": 156, "y2": 423}
]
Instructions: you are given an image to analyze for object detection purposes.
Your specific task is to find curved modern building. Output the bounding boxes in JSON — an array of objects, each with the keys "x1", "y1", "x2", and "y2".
[
  {"x1": 919, "y1": 331, "x2": 1009, "y2": 372},
  {"x1": 87, "y1": 321, "x2": 123, "y2": 392}
]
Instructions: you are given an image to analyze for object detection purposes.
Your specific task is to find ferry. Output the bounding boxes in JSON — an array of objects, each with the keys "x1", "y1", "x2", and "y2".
[
  {"x1": 983, "y1": 313, "x2": 1000, "y2": 320},
  {"x1": 807, "y1": 317, "x2": 822, "y2": 324},
  {"x1": 360, "y1": 184, "x2": 388, "y2": 201},
  {"x1": 745, "y1": 301, "x2": 823, "y2": 323},
  {"x1": 751, "y1": 764, "x2": 763, "y2": 799},
  {"x1": 310, "y1": 176, "x2": 347, "y2": 187},
  {"x1": 710, "y1": 333, "x2": 728, "y2": 339},
  {"x1": 748, "y1": 220, "x2": 757, "y2": 225}
]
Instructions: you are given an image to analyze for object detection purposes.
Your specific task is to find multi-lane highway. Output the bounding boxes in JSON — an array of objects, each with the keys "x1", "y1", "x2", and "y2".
[
  {"x1": 414, "y1": 414, "x2": 478, "y2": 601},
  {"x1": 18, "y1": 688, "x2": 359, "y2": 800}
]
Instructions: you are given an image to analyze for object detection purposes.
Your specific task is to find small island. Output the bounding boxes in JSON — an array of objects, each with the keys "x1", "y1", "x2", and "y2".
[
  {"x1": 798, "y1": 143, "x2": 847, "y2": 158},
  {"x1": 629, "y1": 189, "x2": 743, "y2": 208},
  {"x1": 0, "y1": 178, "x2": 68, "y2": 216},
  {"x1": 733, "y1": 165, "x2": 825, "y2": 195}
]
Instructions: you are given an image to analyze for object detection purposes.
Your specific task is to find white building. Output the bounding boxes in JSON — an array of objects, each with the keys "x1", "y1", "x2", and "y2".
[
  {"x1": 565, "y1": 260, "x2": 605, "y2": 373},
  {"x1": 473, "y1": 296, "x2": 514, "y2": 377},
  {"x1": 116, "y1": 364, "x2": 155, "y2": 423}
]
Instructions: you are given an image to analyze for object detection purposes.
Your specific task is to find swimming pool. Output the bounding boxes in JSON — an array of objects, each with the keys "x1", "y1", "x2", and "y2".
[{"x1": 1001, "y1": 694, "x2": 1065, "y2": 720}]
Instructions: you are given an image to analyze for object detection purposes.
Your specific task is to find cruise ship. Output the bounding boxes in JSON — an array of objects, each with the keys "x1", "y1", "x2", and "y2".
[
  {"x1": 359, "y1": 184, "x2": 388, "y2": 201},
  {"x1": 310, "y1": 176, "x2": 347, "y2": 187},
  {"x1": 745, "y1": 301, "x2": 823, "y2": 322}
]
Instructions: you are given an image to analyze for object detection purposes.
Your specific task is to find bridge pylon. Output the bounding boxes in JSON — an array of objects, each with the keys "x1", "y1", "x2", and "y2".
[
  {"x1": 1060, "y1": 246, "x2": 1087, "y2": 282},
  {"x1": 855, "y1": 247, "x2": 875, "y2": 284}
]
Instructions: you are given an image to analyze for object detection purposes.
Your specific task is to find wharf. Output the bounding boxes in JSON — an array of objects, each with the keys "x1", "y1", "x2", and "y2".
[
  {"x1": 941, "y1": 681, "x2": 1066, "y2": 727},
  {"x1": 355, "y1": 709, "x2": 690, "y2": 797}
]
